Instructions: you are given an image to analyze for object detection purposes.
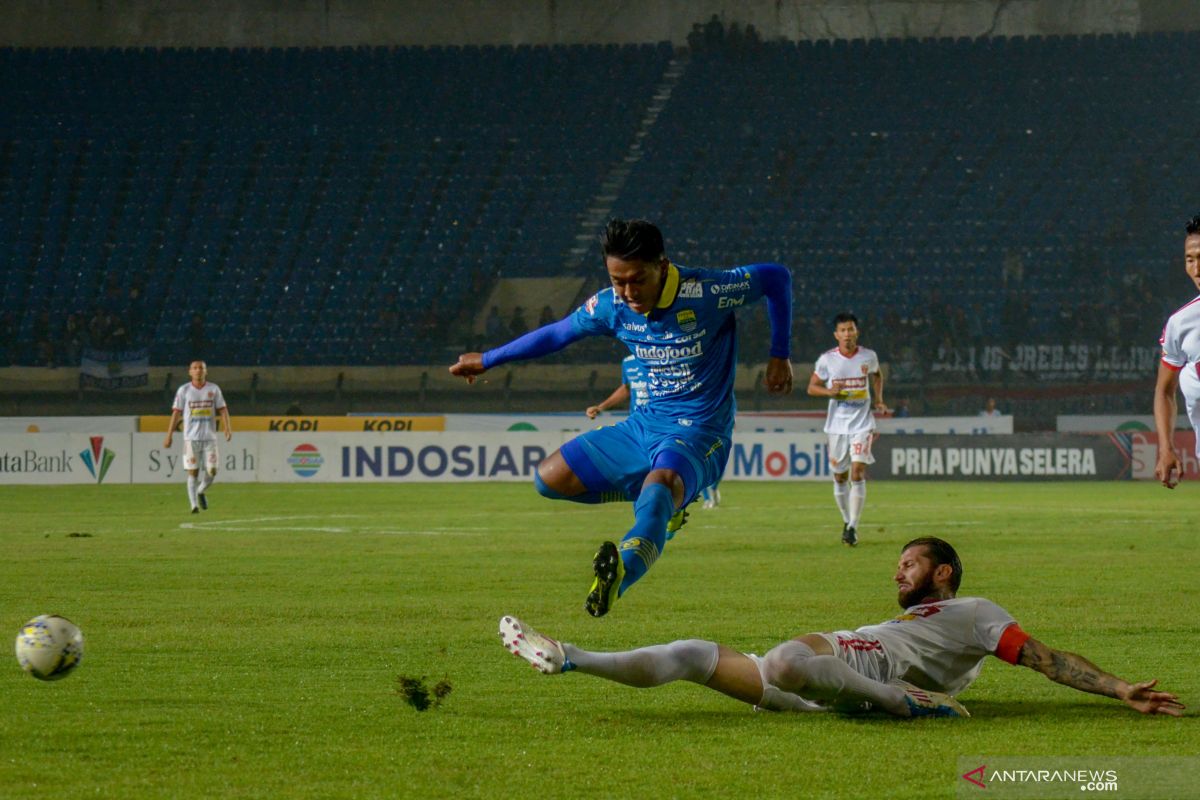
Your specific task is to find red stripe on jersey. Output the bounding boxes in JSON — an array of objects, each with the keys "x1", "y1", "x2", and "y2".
[
  {"x1": 1161, "y1": 358, "x2": 1183, "y2": 371},
  {"x1": 994, "y1": 624, "x2": 1030, "y2": 665}
]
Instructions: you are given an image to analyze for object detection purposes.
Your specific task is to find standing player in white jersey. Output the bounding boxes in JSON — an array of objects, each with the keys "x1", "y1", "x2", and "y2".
[
  {"x1": 164, "y1": 360, "x2": 232, "y2": 513},
  {"x1": 498, "y1": 537, "x2": 1183, "y2": 719},
  {"x1": 807, "y1": 312, "x2": 887, "y2": 546},
  {"x1": 1155, "y1": 215, "x2": 1200, "y2": 489}
]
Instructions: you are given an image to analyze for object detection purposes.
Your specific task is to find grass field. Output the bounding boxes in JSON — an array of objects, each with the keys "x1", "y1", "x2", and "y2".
[{"x1": 1, "y1": 481, "x2": 1197, "y2": 799}]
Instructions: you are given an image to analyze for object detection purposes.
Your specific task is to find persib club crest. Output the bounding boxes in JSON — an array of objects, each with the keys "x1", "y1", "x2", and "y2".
[{"x1": 676, "y1": 309, "x2": 697, "y2": 333}]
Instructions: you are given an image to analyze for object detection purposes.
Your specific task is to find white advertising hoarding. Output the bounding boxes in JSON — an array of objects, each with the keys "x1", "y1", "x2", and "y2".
[
  {"x1": 255, "y1": 432, "x2": 573, "y2": 482},
  {"x1": 0, "y1": 433, "x2": 132, "y2": 484},
  {"x1": 129, "y1": 433, "x2": 260, "y2": 483}
]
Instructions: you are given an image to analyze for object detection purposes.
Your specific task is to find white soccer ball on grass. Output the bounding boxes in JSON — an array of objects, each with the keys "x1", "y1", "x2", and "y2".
[{"x1": 14, "y1": 614, "x2": 84, "y2": 681}]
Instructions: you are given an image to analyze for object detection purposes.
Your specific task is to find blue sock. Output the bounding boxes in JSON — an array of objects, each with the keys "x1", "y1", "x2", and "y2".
[{"x1": 617, "y1": 483, "x2": 675, "y2": 596}]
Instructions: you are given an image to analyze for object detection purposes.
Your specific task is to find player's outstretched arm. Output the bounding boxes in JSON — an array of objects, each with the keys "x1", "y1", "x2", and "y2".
[
  {"x1": 1016, "y1": 637, "x2": 1184, "y2": 715},
  {"x1": 452, "y1": 318, "x2": 588, "y2": 385},
  {"x1": 1153, "y1": 361, "x2": 1183, "y2": 488},
  {"x1": 450, "y1": 352, "x2": 487, "y2": 384}
]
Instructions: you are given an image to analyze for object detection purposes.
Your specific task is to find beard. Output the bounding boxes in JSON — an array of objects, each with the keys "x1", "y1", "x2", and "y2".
[{"x1": 897, "y1": 572, "x2": 937, "y2": 609}]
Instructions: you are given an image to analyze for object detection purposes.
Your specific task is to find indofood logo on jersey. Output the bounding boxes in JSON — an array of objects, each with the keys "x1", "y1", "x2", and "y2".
[
  {"x1": 288, "y1": 443, "x2": 324, "y2": 477},
  {"x1": 80, "y1": 436, "x2": 116, "y2": 483},
  {"x1": 634, "y1": 342, "x2": 703, "y2": 361}
]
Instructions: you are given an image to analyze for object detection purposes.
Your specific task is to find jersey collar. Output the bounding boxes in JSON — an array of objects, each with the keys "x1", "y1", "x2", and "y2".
[{"x1": 654, "y1": 263, "x2": 681, "y2": 311}]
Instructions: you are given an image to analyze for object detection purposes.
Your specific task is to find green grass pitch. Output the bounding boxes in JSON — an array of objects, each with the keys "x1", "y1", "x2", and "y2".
[{"x1": 1, "y1": 481, "x2": 1196, "y2": 799}]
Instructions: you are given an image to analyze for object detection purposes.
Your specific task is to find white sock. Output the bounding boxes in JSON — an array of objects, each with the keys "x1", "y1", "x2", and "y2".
[
  {"x1": 561, "y1": 639, "x2": 719, "y2": 687},
  {"x1": 762, "y1": 640, "x2": 907, "y2": 716},
  {"x1": 186, "y1": 474, "x2": 198, "y2": 509},
  {"x1": 833, "y1": 480, "x2": 850, "y2": 524},
  {"x1": 198, "y1": 472, "x2": 214, "y2": 494},
  {"x1": 849, "y1": 480, "x2": 866, "y2": 528}
]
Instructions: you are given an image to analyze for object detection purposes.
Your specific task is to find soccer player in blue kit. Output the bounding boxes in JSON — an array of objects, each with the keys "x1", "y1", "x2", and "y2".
[{"x1": 451, "y1": 219, "x2": 793, "y2": 616}]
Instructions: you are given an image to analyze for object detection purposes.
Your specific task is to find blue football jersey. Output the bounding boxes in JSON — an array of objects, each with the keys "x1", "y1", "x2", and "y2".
[
  {"x1": 620, "y1": 354, "x2": 650, "y2": 413},
  {"x1": 572, "y1": 263, "x2": 783, "y2": 434}
]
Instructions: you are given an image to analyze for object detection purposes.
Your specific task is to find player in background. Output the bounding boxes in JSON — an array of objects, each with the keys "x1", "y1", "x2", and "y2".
[
  {"x1": 452, "y1": 219, "x2": 792, "y2": 616},
  {"x1": 587, "y1": 355, "x2": 721, "y2": 515},
  {"x1": 586, "y1": 354, "x2": 650, "y2": 419},
  {"x1": 499, "y1": 537, "x2": 1183, "y2": 719},
  {"x1": 807, "y1": 312, "x2": 887, "y2": 546},
  {"x1": 1154, "y1": 215, "x2": 1200, "y2": 489},
  {"x1": 164, "y1": 360, "x2": 232, "y2": 513}
]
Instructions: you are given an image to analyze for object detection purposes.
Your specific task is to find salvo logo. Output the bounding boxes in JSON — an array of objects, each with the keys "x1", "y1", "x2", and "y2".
[{"x1": 80, "y1": 436, "x2": 115, "y2": 483}]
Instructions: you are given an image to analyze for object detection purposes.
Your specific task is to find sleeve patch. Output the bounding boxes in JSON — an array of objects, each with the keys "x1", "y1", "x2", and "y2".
[{"x1": 994, "y1": 623, "x2": 1030, "y2": 665}]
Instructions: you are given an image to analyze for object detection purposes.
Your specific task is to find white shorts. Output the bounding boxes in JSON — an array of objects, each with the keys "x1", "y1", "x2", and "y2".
[
  {"x1": 183, "y1": 439, "x2": 219, "y2": 472},
  {"x1": 826, "y1": 431, "x2": 875, "y2": 473},
  {"x1": 816, "y1": 631, "x2": 896, "y2": 685}
]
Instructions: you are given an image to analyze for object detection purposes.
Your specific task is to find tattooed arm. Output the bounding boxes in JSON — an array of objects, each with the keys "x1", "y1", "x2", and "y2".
[{"x1": 1016, "y1": 637, "x2": 1184, "y2": 716}]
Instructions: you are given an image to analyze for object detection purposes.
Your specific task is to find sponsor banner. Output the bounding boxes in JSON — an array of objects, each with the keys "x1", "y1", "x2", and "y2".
[
  {"x1": 723, "y1": 433, "x2": 829, "y2": 480},
  {"x1": 0, "y1": 433, "x2": 131, "y2": 484},
  {"x1": 930, "y1": 343, "x2": 1157, "y2": 382},
  {"x1": 1130, "y1": 430, "x2": 1198, "y2": 480},
  {"x1": 80, "y1": 347, "x2": 149, "y2": 389},
  {"x1": 873, "y1": 434, "x2": 1132, "y2": 481},
  {"x1": 441, "y1": 413, "x2": 1011, "y2": 435},
  {"x1": 138, "y1": 415, "x2": 445, "y2": 433},
  {"x1": 736, "y1": 413, "x2": 1012, "y2": 435},
  {"x1": 956, "y1": 756, "x2": 1197, "y2": 798},
  {"x1": 0, "y1": 416, "x2": 137, "y2": 434},
  {"x1": 1057, "y1": 414, "x2": 1189, "y2": 433},
  {"x1": 130, "y1": 433, "x2": 259, "y2": 483},
  {"x1": 256, "y1": 432, "x2": 572, "y2": 482},
  {"x1": 443, "y1": 413, "x2": 614, "y2": 433}
]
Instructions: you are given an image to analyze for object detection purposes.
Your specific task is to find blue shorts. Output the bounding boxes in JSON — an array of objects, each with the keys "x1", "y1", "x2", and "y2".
[{"x1": 560, "y1": 414, "x2": 730, "y2": 506}]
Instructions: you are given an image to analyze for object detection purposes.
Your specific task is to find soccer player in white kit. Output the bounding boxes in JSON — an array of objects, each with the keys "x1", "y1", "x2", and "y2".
[
  {"x1": 164, "y1": 360, "x2": 232, "y2": 513},
  {"x1": 1154, "y1": 216, "x2": 1200, "y2": 489},
  {"x1": 807, "y1": 312, "x2": 887, "y2": 546},
  {"x1": 498, "y1": 537, "x2": 1183, "y2": 719}
]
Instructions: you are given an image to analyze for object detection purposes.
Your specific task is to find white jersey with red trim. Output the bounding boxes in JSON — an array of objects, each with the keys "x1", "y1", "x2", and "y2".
[
  {"x1": 1160, "y1": 295, "x2": 1200, "y2": 448},
  {"x1": 172, "y1": 381, "x2": 227, "y2": 442},
  {"x1": 814, "y1": 346, "x2": 880, "y2": 434},
  {"x1": 820, "y1": 596, "x2": 1027, "y2": 696}
]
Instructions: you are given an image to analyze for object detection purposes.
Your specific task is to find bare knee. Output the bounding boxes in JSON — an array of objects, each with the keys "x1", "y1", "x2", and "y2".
[
  {"x1": 535, "y1": 451, "x2": 586, "y2": 497},
  {"x1": 850, "y1": 463, "x2": 868, "y2": 481}
]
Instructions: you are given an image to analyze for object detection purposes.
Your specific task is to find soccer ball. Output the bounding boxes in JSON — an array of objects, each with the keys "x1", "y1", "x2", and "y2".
[{"x1": 14, "y1": 615, "x2": 84, "y2": 681}]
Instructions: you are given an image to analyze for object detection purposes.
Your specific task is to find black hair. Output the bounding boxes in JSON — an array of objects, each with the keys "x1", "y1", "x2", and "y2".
[
  {"x1": 902, "y1": 537, "x2": 963, "y2": 592},
  {"x1": 601, "y1": 219, "x2": 666, "y2": 263},
  {"x1": 833, "y1": 311, "x2": 859, "y2": 327},
  {"x1": 1187, "y1": 216, "x2": 1200, "y2": 236}
]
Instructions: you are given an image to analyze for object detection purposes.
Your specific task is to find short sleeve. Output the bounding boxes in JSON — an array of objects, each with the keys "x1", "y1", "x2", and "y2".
[
  {"x1": 814, "y1": 354, "x2": 829, "y2": 381},
  {"x1": 869, "y1": 350, "x2": 881, "y2": 373},
  {"x1": 571, "y1": 291, "x2": 616, "y2": 337},
  {"x1": 172, "y1": 387, "x2": 185, "y2": 411},
  {"x1": 971, "y1": 598, "x2": 1023, "y2": 657},
  {"x1": 1160, "y1": 316, "x2": 1186, "y2": 370},
  {"x1": 214, "y1": 387, "x2": 227, "y2": 411}
]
